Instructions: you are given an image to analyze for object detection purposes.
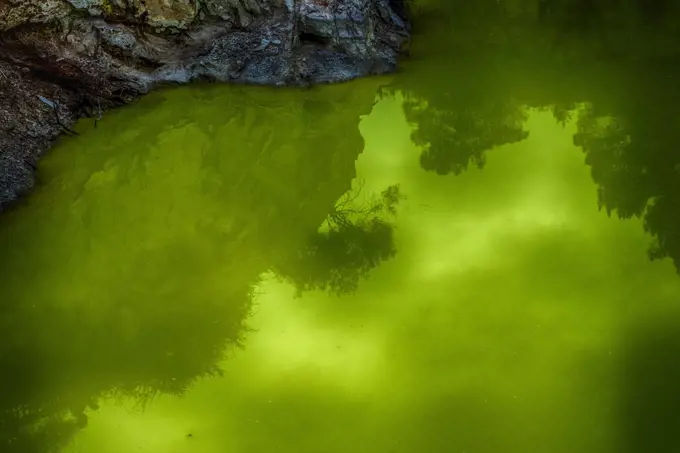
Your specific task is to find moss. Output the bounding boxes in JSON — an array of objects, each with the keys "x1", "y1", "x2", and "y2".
[{"x1": 101, "y1": 0, "x2": 114, "y2": 16}]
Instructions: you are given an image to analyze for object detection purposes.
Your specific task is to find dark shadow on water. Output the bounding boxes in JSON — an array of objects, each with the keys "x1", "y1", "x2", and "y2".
[{"x1": 621, "y1": 314, "x2": 680, "y2": 452}]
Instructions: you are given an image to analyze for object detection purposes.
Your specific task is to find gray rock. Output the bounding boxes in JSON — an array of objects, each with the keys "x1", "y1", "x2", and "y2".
[
  {"x1": 0, "y1": 0, "x2": 410, "y2": 212},
  {"x1": 0, "y1": 0, "x2": 72, "y2": 31}
]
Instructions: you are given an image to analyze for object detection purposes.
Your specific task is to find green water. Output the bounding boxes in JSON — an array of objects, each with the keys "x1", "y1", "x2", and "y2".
[{"x1": 3, "y1": 2, "x2": 680, "y2": 452}]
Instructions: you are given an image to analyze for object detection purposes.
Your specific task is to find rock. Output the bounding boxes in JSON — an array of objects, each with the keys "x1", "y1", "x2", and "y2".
[
  {"x1": 203, "y1": 0, "x2": 270, "y2": 26},
  {"x1": 64, "y1": 0, "x2": 104, "y2": 14},
  {"x1": 139, "y1": 0, "x2": 198, "y2": 29},
  {"x1": 0, "y1": 0, "x2": 410, "y2": 212},
  {"x1": 0, "y1": 0, "x2": 72, "y2": 31}
]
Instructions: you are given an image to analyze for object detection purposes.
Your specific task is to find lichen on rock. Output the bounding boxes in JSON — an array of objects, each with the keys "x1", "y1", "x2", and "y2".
[
  {"x1": 204, "y1": 0, "x2": 270, "y2": 27},
  {"x1": 0, "y1": 0, "x2": 72, "y2": 32},
  {"x1": 138, "y1": 0, "x2": 198, "y2": 29}
]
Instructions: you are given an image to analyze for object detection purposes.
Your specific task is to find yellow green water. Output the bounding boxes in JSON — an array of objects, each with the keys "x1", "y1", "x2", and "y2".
[{"x1": 3, "y1": 3, "x2": 680, "y2": 453}]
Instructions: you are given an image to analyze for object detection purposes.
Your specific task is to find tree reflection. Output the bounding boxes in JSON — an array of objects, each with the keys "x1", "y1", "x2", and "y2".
[
  {"x1": 382, "y1": 60, "x2": 530, "y2": 176},
  {"x1": 398, "y1": 0, "x2": 680, "y2": 271},
  {"x1": 275, "y1": 183, "x2": 403, "y2": 296},
  {"x1": 0, "y1": 78, "x2": 387, "y2": 452},
  {"x1": 393, "y1": 0, "x2": 680, "y2": 179},
  {"x1": 388, "y1": 0, "x2": 532, "y2": 176},
  {"x1": 0, "y1": 274, "x2": 253, "y2": 453},
  {"x1": 404, "y1": 95, "x2": 529, "y2": 175},
  {"x1": 573, "y1": 84, "x2": 680, "y2": 271}
]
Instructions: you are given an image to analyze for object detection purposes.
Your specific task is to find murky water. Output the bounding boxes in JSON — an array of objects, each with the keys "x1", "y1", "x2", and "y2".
[{"x1": 3, "y1": 2, "x2": 680, "y2": 453}]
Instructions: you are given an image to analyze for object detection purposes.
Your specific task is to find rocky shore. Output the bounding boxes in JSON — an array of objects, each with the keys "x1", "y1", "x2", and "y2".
[{"x1": 0, "y1": 0, "x2": 409, "y2": 212}]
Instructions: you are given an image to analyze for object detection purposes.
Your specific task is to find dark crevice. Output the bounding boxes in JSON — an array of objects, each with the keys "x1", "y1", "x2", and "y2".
[
  {"x1": 388, "y1": 0, "x2": 409, "y2": 21},
  {"x1": 298, "y1": 31, "x2": 331, "y2": 47},
  {"x1": 0, "y1": 56, "x2": 85, "y2": 93}
]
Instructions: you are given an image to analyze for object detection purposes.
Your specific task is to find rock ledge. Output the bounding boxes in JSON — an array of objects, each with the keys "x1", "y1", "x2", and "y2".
[{"x1": 0, "y1": 0, "x2": 409, "y2": 211}]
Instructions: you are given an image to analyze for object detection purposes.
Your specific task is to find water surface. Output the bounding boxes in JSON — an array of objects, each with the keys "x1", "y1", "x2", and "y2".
[{"x1": 2, "y1": 2, "x2": 680, "y2": 452}]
